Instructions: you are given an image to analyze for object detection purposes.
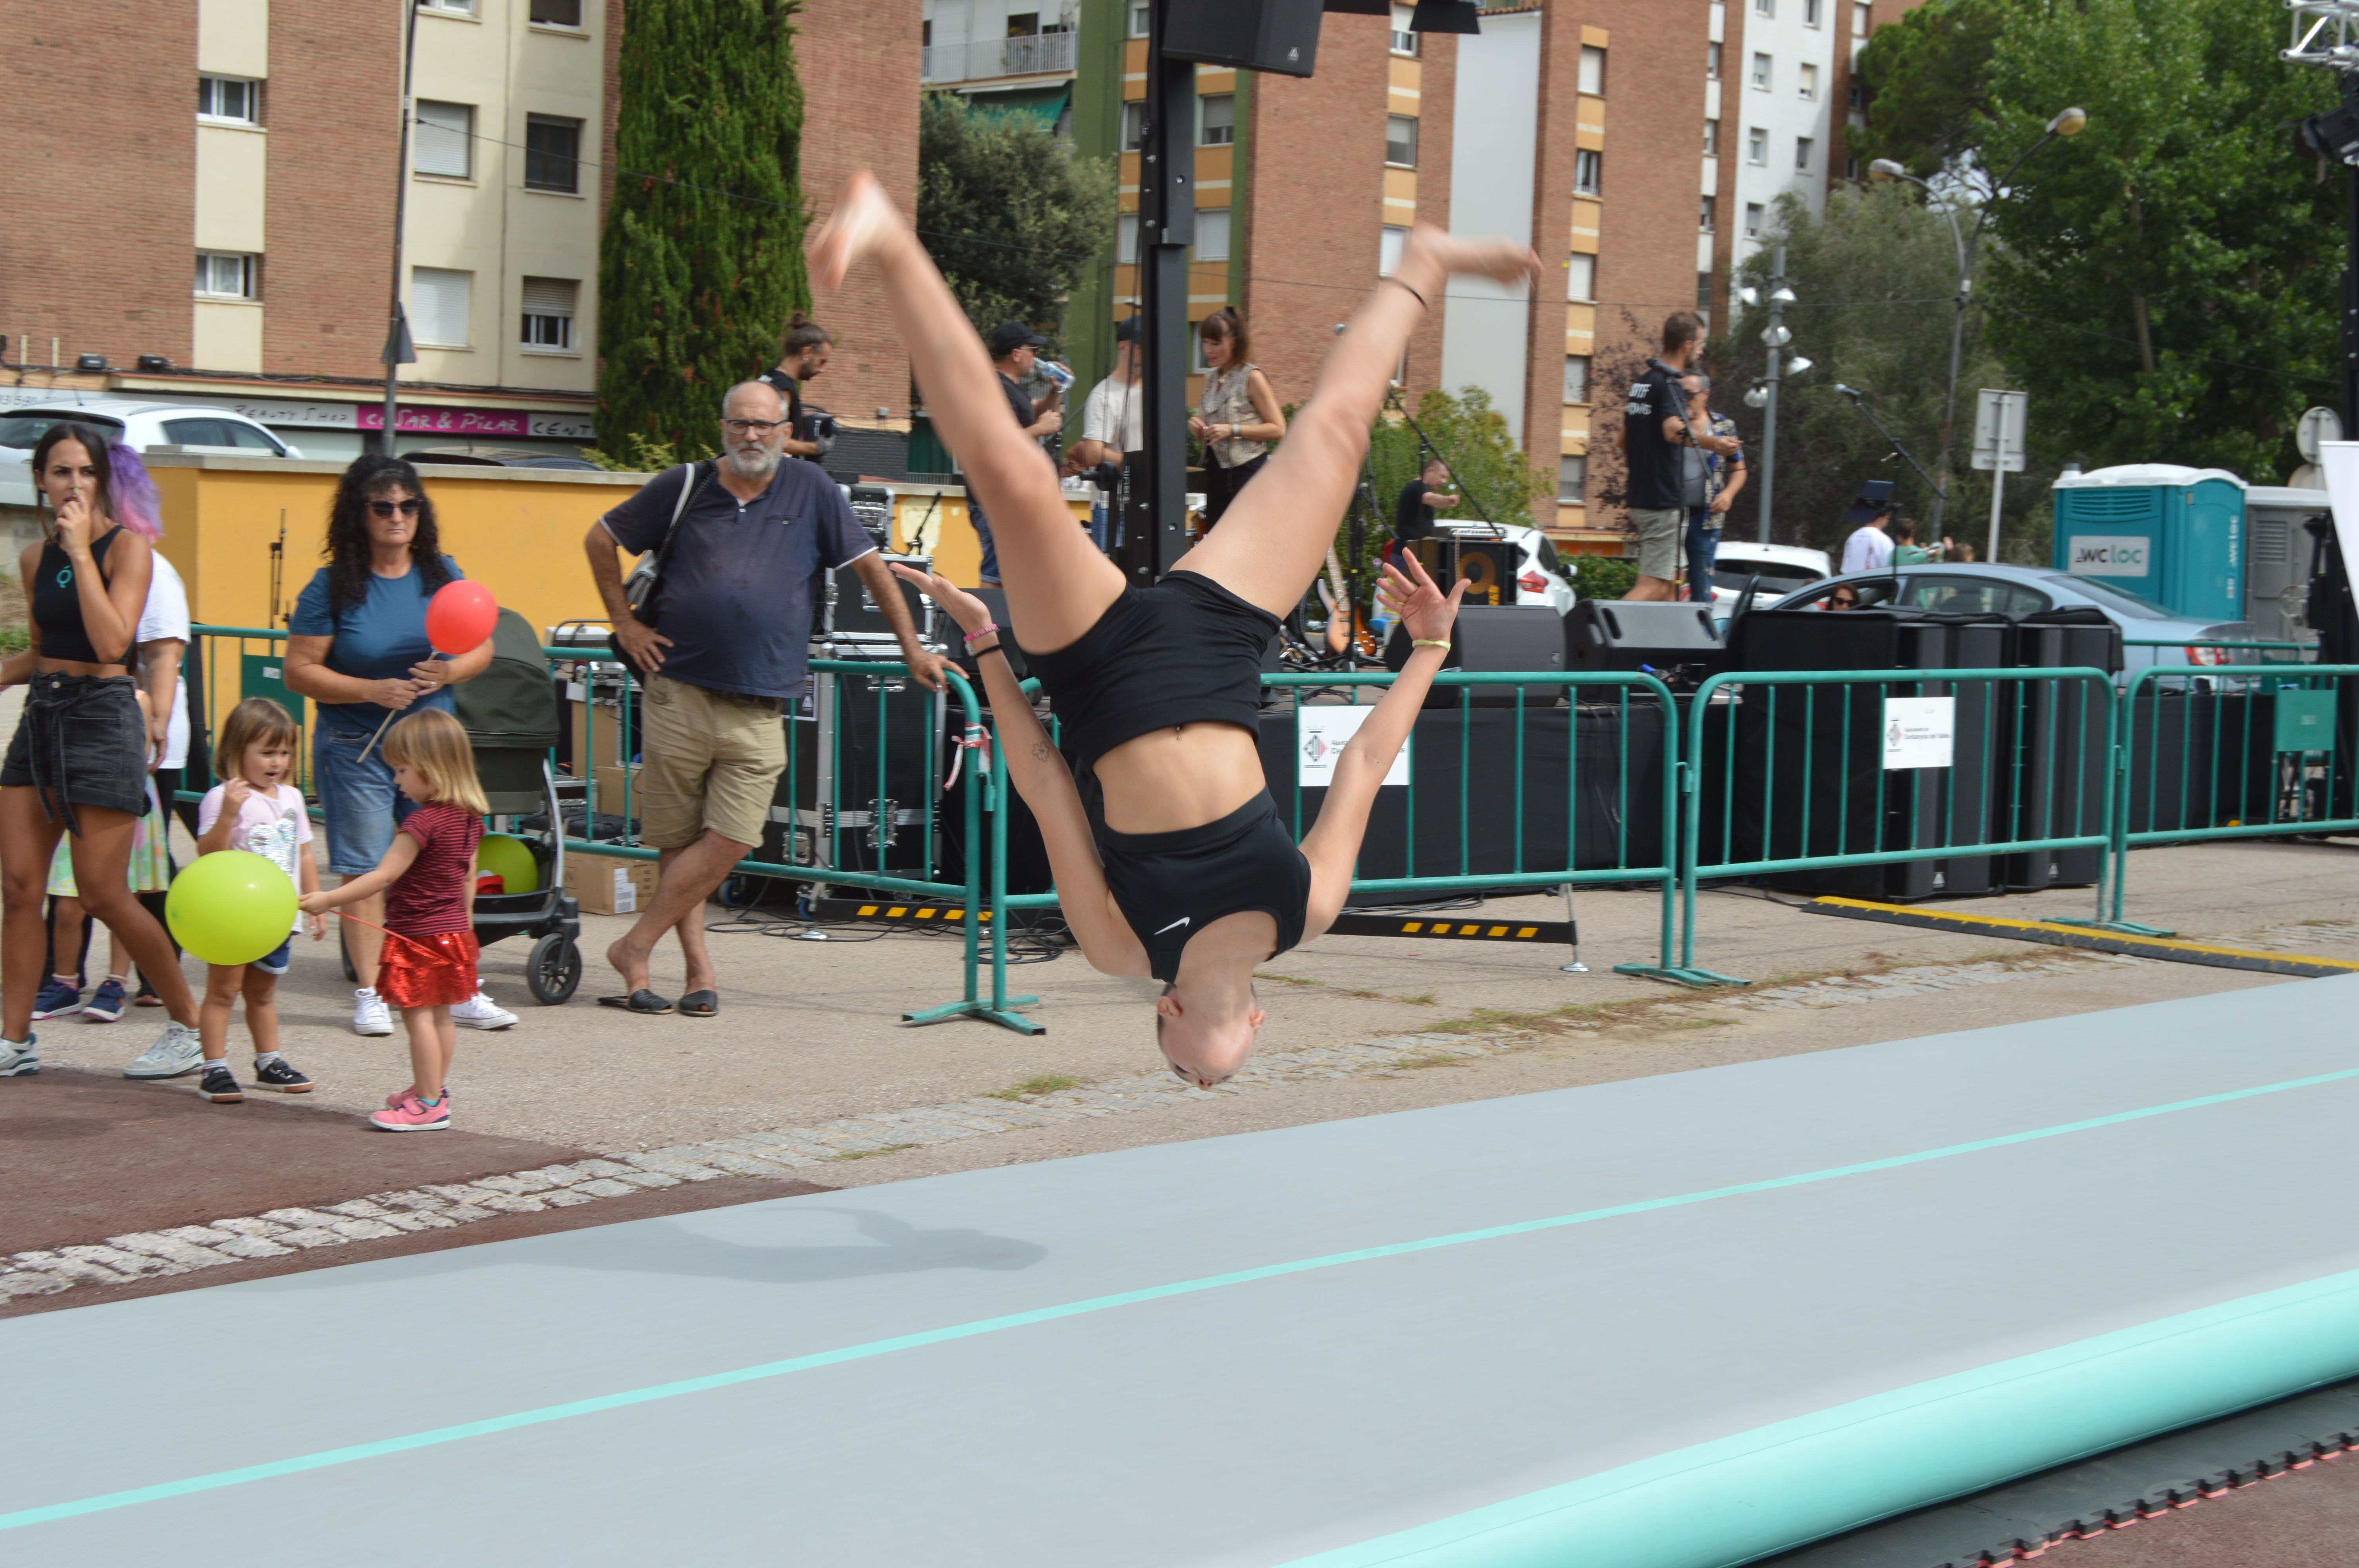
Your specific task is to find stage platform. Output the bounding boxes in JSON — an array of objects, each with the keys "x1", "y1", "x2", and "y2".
[{"x1": 9, "y1": 978, "x2": 2359, "y2": 1565}]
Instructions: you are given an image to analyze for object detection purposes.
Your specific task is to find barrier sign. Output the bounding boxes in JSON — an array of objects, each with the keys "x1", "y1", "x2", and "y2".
[
  {"x1": 1298, "y1": 704, "x2": 1408, "y2": 787},
  {"x1": 2068, "y1": 535, "x2": 2151, "y2": 577},
  {"x1": 1882, "y1": 696, "x2": 1955, "y2": 769}
]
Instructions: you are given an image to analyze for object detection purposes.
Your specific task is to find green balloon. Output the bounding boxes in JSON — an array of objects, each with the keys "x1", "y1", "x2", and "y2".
[
  {"x1": 167, "y1": 850, "x2": 299, "y2": 967},
  {"x1": 475, "y1": 832, "x2": 539, "y2": 895}
]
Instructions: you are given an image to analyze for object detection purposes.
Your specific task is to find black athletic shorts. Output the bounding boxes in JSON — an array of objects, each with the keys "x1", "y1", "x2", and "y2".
[
  {"x1": 1095, "y1": 791, "x2": 1311, "y2": 984},
  {"x1": 0, "y1": 672, "x2": 151, "y2": 833}
]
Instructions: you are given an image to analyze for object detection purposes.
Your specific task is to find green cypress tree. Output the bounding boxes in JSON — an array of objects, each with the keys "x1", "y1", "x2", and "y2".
[{"x1": 596, "y1": 0, "x2": 810, "y2": 459}]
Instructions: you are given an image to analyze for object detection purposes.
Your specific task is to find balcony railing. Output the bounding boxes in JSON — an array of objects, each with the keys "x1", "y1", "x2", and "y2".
[{"x1": 921, "y1": 29, "x2": 1077, "y2": 84}]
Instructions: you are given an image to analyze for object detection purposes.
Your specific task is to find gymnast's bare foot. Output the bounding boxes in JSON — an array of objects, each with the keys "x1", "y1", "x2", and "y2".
[
  {"x1": 1401, "y1": 224, "x2": 1545, "y2": 291},
  {"x1": 809, "y1": 171, "x2": 908, "y2": 295}
]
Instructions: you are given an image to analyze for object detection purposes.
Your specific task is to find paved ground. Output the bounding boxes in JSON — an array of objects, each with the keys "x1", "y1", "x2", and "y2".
[{"x1": 2040, "y1": 1450, "x2": 2359, "y2": 1566}]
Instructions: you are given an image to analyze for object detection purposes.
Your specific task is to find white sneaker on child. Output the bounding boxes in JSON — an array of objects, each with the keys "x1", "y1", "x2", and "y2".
[
  {"x1": 0, "y1": 1036, "x2": 37, "y2": 1077},
  {"x1": 124, "y1": 1022, "x2": 204, "y2": 1079},
  {"x1": 351, "y1": 988, "x2": 394, "y2": 1037},
  {"x1": 451, "y1": 991, "x2": 518, "y2": 1031}
]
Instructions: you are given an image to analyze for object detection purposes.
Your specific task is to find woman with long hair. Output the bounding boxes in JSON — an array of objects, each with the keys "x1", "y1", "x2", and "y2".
[
  {"x1": 1, "y1": 425, "x2": 205, "y2": 1078},
  {"x1": 284, "y1": 455, "x2": 503, "y2": 1040},
  {"x1": 1187, "y1": 307, "x2": 1286, "y2": 531},
  {"x1": 810, "y1": 172, "x2": 1536, "y2": 1087}
]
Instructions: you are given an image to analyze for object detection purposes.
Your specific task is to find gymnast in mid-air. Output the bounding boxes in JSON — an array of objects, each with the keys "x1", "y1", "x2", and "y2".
[{"x1": 809, "y1": 171, "x2": 1540, "y2": 1088}]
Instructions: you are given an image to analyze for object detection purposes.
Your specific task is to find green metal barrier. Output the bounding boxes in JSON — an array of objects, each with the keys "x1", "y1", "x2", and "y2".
[
  {"x1": 2123, "y1": 637, "x2": 2315, "y2": 667},
  {"x1": 1672, "y1": 668, "x2": 2120, "y2": 986},
  {"x1": 2105, "y1": 663, "x2": 2359, "y2": 924},
  {"x1": 180, "y1": 624, "x2": 308, "y2": 800}
]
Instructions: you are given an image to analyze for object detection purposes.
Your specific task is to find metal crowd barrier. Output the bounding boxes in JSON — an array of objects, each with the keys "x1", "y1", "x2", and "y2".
[{"x1": 2123, "y1": 637, "x2": 2316, "y2": 667}]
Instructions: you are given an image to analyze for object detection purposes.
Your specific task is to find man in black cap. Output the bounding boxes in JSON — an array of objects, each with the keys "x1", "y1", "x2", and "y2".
[{"x1": 976, "y1": 320, "x2": 1064, "y2": 586}]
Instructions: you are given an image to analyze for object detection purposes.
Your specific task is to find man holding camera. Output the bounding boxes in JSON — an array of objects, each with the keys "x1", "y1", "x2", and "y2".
[
  {"x1": 1613, "y1": 312, "x2": 1741, "y2": 602},
  {"x1": 1065, "y1": 317, "x2": 1143, "y2": 552}
]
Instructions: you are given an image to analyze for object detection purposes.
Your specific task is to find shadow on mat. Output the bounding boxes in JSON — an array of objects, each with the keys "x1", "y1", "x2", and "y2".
[{"x1": 241, "y1": 1205, "x2": 1048, "y2": 1292}]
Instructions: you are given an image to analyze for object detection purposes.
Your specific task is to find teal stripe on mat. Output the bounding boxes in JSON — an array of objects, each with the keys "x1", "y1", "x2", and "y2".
[
  {"x1": 9, "y1": 1062, "x2": 2359, "y2": 1535},
  {"x1": 1285, "y1": 1266, "x2": 2359, "y2": 1568}
]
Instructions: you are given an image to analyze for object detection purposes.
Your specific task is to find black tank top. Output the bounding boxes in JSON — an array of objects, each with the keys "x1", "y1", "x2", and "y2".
[{"x1": 31, "y1": 528, "x2": 121, "y2": 665}]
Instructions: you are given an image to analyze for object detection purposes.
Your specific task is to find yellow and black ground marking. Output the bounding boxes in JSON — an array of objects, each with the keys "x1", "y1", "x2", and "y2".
[
  {"x1": 1800, "y1": 897, "x2": 2359, "y2": 979},
  {"x1": 812, "y1": 899, "x2": 992, "y2": 927},
  {"x1": 1325, "y1": 914, "x2": 1573, "y2": 946}
]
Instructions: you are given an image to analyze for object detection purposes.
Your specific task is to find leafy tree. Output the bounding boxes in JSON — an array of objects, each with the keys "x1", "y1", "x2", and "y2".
[
  {"x1": 916, "y1": 93, "x2": 1118, "y2": 341},
  {"x1": 1850, "y1": 0, "x2": 2011, "y2": 180},
  {"x1": 1354, "y1": 387, "x2": 1555, "y2": 575},
  {"x1": 597, "y1": 0, "x2": 811, "y2": 455},
  {"x1": 1977, "y1": 0, "x2": 2341, "y2": 479}
]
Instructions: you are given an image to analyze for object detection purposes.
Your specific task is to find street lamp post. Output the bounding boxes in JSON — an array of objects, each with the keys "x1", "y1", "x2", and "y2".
[
  {"x1": 1869, "y1": 106, "x2": 2086, "y2": 546},
  {"x1": 1740, "y1": 249, "x2": 1811, "y2": 544}
]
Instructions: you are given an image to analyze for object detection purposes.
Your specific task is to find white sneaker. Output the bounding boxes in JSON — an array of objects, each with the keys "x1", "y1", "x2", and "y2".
[
  {"x1": 124, "y1": 1021, "x2": 203, "y2": 1080},
  {"x1": 0, "y1": 1036, "x2": 37, "y2": 1077},
  {"x1": 352, "y1": 988, "x2": 394, "y2": 1038},
  {"x1": 451, "y1": 991, "x2": 518, "y2": 1031}
]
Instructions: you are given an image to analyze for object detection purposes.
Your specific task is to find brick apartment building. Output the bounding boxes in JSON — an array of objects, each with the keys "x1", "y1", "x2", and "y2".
[{"x1": 0, "y1": 0, "x2": 914, "y2": 463}]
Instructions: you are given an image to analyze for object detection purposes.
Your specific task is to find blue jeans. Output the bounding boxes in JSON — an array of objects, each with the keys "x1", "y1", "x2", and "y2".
[
  {"x1": 314, "y1": 726, "x2": 418, "y2": 877},
  {"x1": 1685, "y1": 508, "x2": 1721, "y2": 603},
  {"x1": 970, "y1": 499, "x2": 1001, "y2": 585}
]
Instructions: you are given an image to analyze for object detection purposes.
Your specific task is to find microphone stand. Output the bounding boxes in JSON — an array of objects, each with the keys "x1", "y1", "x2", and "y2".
[{"x1": 1834, "y1": 386, "x2": 1949, "y2": 508}]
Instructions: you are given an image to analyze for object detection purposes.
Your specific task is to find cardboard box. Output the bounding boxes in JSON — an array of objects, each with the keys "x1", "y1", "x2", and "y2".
[
  {"x1": 592, "y1": 763, "x2": 642, "y2": 813},
  {"x1": 564, "y1": 855, "x2": 660, "y2": 916},
  {"x1": 569, "y1": 695, "x2": 636, "y2": 775}
]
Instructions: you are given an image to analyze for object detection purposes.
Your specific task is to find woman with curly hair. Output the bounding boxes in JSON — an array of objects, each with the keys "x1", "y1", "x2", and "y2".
[
  {"x1": 0, "y1": 424, "x2": 206, "y2": 1079},
  {"x1": 285, "y1": 456, "x2": 503, "y2": 1040}
]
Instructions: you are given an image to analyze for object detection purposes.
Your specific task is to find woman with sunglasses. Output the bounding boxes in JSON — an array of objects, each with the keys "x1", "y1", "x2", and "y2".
[{"x1": 286, "y1": 456, "x2": 500, "y2": 1040}]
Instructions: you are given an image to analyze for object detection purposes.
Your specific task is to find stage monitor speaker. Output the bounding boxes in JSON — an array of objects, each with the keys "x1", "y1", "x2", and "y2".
[
  {"x1": 1386, "y1": 605, "x2": 1565, "y2": 706},
  {"x1": 1563, "y1": 600, "x2": 1726, "y2": 677},
  {"x1": 1408, "y1": 537, "x2": 1519, "y2": 608},
  {"x1": 1165, "y1": 0, "x2": 1325, "y2": 77}
]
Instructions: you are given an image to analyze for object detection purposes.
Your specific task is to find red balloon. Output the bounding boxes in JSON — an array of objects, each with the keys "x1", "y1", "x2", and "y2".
[{"x1": 425, "y1": 580, "x2": 499, "y2": 656}]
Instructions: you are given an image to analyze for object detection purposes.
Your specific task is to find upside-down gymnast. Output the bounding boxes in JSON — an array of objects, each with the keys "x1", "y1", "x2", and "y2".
[{"x1": 809, "y1": 172, "x2": 1541, "y2": 1088}]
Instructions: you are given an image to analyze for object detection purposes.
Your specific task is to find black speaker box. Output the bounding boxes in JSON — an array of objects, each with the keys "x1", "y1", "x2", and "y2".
[
  {"x1": 1727, "y1": 606, "x2": 1932, "y2": 671},
  {"x1": 1165, "y1": 0, "x2": 1325, "y2": 76},
  {"x1": 1564, "y1": 599, "x2": 1726, "y2": 677},
  {"x1": 1385, "y1": 605, "x2": 1566, "y2": 706},
  {"x1": 2002, "y1": 606, "x2": 2118, "y2": 890}
]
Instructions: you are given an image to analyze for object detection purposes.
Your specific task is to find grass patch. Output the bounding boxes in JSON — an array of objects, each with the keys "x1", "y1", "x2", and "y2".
[
  {"x1": 1670, "y1": 1016, "x2": 1737, "y2": 1029},
  {"x1": 1254, "y1": 971, "x2": 1325, "y2": 987},
  {"x1": 1397, "y1": 992, "x2": 1438, "y2": 1006},
  {"x1": 831, "y1": 1143, "x2": 918, "y2": 1161},
  {"x1": 0, "y1": 626, "x2": 28, "y2": 656},
  {"x1": 1393, "y1": 1053, "x2": 1463, "y2": 1070},
  {"x1": 980, "y1": 1072, "x2": 1084, "y2": 1100}
]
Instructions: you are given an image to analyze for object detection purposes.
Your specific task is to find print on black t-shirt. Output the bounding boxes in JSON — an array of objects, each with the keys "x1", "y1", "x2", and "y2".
[{"x1": 1623, "y1": 365, "x2": 1687, "y2": 512}]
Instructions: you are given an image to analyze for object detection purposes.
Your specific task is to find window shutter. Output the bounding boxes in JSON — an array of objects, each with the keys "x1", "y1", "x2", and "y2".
[
  {"x1": 520, "y1": 277, "x2": 576, "y2": 317},
  {"x1": 414, "y1": 102, "x2": 473, "y2": 178},
  {"x1": 411, "y1": 267, "x2": 473, "y2": 347}
]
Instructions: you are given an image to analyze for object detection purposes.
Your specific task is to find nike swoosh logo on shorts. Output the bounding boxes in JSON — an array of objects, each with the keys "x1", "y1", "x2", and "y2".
[{"x1": 1153, "y1": 916, "x2": 1191, "y2": 935}]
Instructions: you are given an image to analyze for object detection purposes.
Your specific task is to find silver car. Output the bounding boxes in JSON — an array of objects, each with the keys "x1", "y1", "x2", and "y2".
[
  {"x1": 0, "y1": 399, "x2": 303, "y2": 508},
  {"x1": 1756, "y1": 562, "x2": 2263, "y2": 673}
]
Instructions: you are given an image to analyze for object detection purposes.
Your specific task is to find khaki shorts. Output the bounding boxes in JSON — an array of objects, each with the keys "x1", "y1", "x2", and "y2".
[
  {"x1": 1628, "y1": 508, "x2": 1684, "y2": 583},
  {"x1": 637, "y1": 676, "x2": 787, "y2": 851}
]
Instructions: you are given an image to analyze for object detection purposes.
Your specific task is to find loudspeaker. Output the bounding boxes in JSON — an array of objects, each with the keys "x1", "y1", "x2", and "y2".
[
  {"x1": 1564, "y1": 600, "x2": 1726, "y2": 677},
  {"x1": 1165, "y1": 0, "x2": 1325, "y2": 76},
  {"x1": 1408, "y1": 537, "x2": 1518, "y2": 608},
  {"x1": 821, "y1": 553, "x2": 934, "y2": 642},
  {"x1": 1386, "y1": 605, "x2": 1565, "y2": 706},
  {"x1": 1727, "y1": 606, "x2": 1928, "y2": 671},
  {"x1": 763, "y1": 662, "x2": 943, "y2": 887}
]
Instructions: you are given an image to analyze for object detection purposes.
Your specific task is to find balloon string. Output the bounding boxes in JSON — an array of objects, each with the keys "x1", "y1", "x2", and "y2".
[
  {"x1": 326, "y1": 909, "x2": 446, "y2": 961},
  {"x1": 353, "y1": 653, "x2": 450, "y2": 766}
]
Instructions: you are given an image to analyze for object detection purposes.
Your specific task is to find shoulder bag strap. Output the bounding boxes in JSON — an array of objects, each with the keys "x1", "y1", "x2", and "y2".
[{"x1": 647, "y1": 459, "x2": 712, "y2": 580}]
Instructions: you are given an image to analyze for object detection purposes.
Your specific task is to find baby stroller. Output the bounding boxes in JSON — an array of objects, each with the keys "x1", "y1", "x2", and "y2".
[{"x1": 340, "y1": 608, "x2": 582, "y2": 1003}]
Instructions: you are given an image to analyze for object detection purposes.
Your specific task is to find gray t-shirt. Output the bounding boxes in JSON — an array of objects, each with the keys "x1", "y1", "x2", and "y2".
[{"x1": 601, "y1": 461, "x2": 876, "y2": 701}]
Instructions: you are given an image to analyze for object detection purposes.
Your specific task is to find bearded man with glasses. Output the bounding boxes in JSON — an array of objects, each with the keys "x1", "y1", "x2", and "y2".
[{"x1": 583, "y1": 381, "x2": 946, "y2": 1017}]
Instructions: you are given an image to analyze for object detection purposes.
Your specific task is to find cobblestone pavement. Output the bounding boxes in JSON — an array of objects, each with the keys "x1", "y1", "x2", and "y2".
[{"x1": 3, "y1": 946, "x2": 2178, "y2": 1305}]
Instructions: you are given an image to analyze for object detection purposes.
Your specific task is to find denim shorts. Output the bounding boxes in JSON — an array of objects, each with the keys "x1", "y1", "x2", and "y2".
[
  {"x1": 0, "y1": 673, "x2": 150, "y2": 831},
  {"x1": 314, "y1": 726, "x2": 418, "y2": 877},
  {"x1": 253, "y1": 936, "x2": 293, "y2": 976}
]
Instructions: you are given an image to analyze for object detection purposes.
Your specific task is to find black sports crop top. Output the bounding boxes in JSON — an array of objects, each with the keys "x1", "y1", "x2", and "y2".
[
  {"x1": 30, "y1": 529, "x2": 122, "y2": 665},
  {"x1": 1020, "y1": 569, "x2": 1276, "y2": 766},
  {"x1": 1093, "y1": 791, "x2": 1311, "y2": 983}
]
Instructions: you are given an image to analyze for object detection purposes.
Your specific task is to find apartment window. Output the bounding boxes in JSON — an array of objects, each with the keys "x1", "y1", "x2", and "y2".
[
  {"x1": 1707, "y1": 41, "x2": 1722, "y2": 79},
  {"x1": 1122, "y1": 100, "x2": 1144, "y2": 151},
  {"x1": 1804, "y1": 0, "x2": 1822, "y2": 22},
  {"x1": 1567, "y1": 252, "x2": 1596, "y2": 300},
  {"x1": 1007, "y1": 12, "x2": 1039, "y2": 36},
  {"x1": 1202, "y1": 94, "x2": 1235, "y2": 147},
  {"x1": 1699, "y1": 194, "x2": 1716, "y2": 231},
  {"x1": 1795, "y1": 135, "x2": 1813, "y2": 171},
  {"x1": 1747, "y1": 126, "x2": 1767, "y2": 163},
  {"x1": 1850, "y1": 77, "x2": 1865, "y2": 110},
  {"x1": 1744, "y1": 202, "x2": 1764, "y2": 238},
  {"x1": 1854, "y1": 1, "x2": 1871, "y2": 35},
  {"x1": 1390, "y1": 4, "x2": 1418, "y2": 54},
  {"x1": 1844, "y1": 152, "x2": 1860, "y2": 179},
  {"x1": 1578, "y1": 45, "x2": 1606, "y2": 96},
  {"x1": 1799, "y1": 63, "x2": 1819, "y2": 99},
  {"x1": 414, "y1": 100, "x2": 474, "y2": 179},
  {"x1": 1385, "y1": 114, "x2": 1418, "y2": 167},
  {"x1": 1193, "y1": 208, "x2": 1232, "y2": 262},
  {"x1": 1755, "y1": 0, "x2": 1773, "y2": 13},
  {"x1": 194, "y1": 252, "x2": 258, "y2": 300},
  {"x1": 1752, "y1": 53, "x2": 1772, "y2": 89},
  {"x1": 1557, "y1": 455, "x2": 1587, "y2": 505},
  {"x1": 197, "y1": 75, "x2": 260, "y2": 124},
  {"x1": 520, "y1": 277, "x2": 577, "y2": 350},
  {"x1": 524, "y1": 114, "x2": 582, "y2": 192},
  {"x1": 1562, "y1": 355, "x2": 1590, "y2": 404},
  {"x1": 1699, "y1": 270, "x2": 1716, "y2": 309},
  {"x1": 1574, "y1": 149, "x2": 1601, "y2": 196},
  {"x1": 1703, "y1": 118, "x2": 1720, "y2": 156},
  {"x1": 528, "y1": 0, "x2": 582, "y2": 24},
  {"x1": 410, "y1": 267, "x2": 473, "y2": 347},
  {"x1": 1129, "y1": 4, "x2": 1151, "y2": 38},
  {"x1": 1379, "y1": 224, "x2": 1408, "y2": 277},
  {"x1": 418, "y1": 0, "x2": 475, "y2": 13},
  {"x1": 1118, "y1": 213, "x2": 1139, "y2": 264}
]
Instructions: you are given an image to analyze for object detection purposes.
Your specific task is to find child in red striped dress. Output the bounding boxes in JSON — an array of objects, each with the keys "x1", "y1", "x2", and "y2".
[{"x1": 301, "y1": 709, "x2": 485, "y2": 1131}]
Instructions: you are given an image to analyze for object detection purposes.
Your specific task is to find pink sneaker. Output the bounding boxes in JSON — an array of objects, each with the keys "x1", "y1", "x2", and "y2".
[
  {"x1": 370, "y1": 1092, "x2": 451, "y2": 1132},
  {"x1": 383, "y1": 1084, "x2": 454, "y2": 1109}
]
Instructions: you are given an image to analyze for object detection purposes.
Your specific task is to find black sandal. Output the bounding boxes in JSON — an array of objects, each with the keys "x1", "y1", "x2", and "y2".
[
  {"x1": 597, "y1": 990, "x2": 674, "y2": 1015},
  {"x1": 678, "y1": 990, "x2": 720, "y2": 1018}
]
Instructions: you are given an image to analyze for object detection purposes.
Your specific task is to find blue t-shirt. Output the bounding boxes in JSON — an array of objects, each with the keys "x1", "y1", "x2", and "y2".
[
  {"x1": 600, "y1": 461, "x2": 876, "y2": 701},
  {"x1": 290, "y1": 557, "x2": 466, "y2": 735}
]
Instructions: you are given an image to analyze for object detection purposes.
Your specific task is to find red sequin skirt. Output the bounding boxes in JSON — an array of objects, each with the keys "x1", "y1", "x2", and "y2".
[{"x1": 375, "y1": 930, "x2": 479, "y2": 1010}]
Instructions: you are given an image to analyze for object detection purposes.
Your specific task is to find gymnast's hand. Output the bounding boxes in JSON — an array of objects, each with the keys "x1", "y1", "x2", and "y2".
[
  {"x1": 890, "y1": 562, "x2": 994, "y2": 640},
  {"x1": 1379, "y1": 552, "x2": 1467, "y2": 647}
]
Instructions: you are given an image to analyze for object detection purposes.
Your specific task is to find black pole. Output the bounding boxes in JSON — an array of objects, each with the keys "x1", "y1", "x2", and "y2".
[
  {"x1": 1134, "y1": 0, "x2": 1196, "y2": 585},
  {"x1": 1837, "y1": 389, "x2": 1948, "y2": 509},
  {"x1": 380, "y1": 0, "x2": 422, "y2": 457},
  {"x1": 2344, "y1": 103, "x2": 2359, "y2": 435}
]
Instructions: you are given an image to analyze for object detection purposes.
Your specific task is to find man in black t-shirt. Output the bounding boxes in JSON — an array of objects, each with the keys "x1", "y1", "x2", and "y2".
[
  {"x1": 756, "y1": 317, "x2": 833, "y2": 461},
  {"x1": 1612, "y1": 312, "x2": 1739, "y2": 601},
  {"x1": 974, "y1": 320, "x2": 1063, "y2": 585},
  {"x1": 1392, "y1": 457, "x2": 1459, "y2": 559}
]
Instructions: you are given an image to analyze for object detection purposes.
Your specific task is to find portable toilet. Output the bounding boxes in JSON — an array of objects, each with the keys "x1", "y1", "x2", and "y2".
[
  {"x1": 2050, "y1": 464, "x2": 2244, "y2": 622},
  {"x1": 2244, "y1": 485, "x2": 2329, "y2": 642}
]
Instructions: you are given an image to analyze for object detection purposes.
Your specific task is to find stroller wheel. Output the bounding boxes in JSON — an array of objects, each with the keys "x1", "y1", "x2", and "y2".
[{"x1": 527, "y1": 932, "x2": 583, "y2": 1005}]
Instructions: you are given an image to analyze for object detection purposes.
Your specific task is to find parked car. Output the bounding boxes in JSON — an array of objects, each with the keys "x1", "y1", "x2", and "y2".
[
  {"x1": 407, "y1": 446, "x2": 600, "y2": 470},
  {"x1": 1755, "y1": 562, "x2": 2259, "y2": 673},
  {"x1": 0, "y1": 399, "x2": 303, "y2": 508},
  {"x1": 1706, "y1": 541, "x2": 1830, "y2": 612}
]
